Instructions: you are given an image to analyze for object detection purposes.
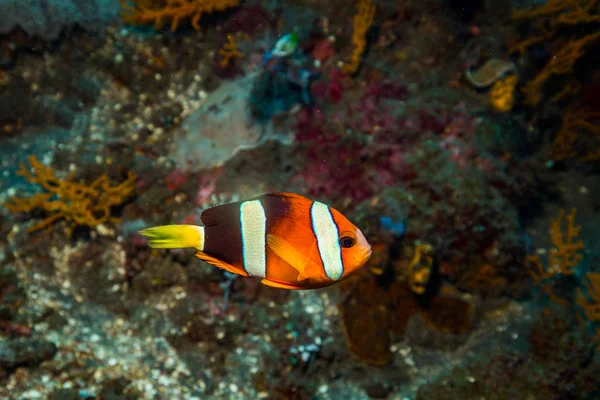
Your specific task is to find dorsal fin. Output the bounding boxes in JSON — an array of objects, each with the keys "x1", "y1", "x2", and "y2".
[
  {"x1": 264, "y1": 192, "x2": 307, "y2": 202},
  {"x1": 201, "y1": 193, "x2": 306, "y2": 227},
  {"x1": 200, "y1": 200, "x2": 243, "y2": 227}
]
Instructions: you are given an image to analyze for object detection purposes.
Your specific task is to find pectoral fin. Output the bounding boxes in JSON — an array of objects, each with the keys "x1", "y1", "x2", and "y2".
[
  {"x1": 266, "y1": 234, "x2": 309, "y2": 281},
  {"x1": 195, "y1": 251, "x2": 249, "y2": 277}
]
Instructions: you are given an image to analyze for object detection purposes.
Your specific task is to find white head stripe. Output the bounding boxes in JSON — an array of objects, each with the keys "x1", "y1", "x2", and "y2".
[
  {"x1": 240, "y1": 200, "x2": 267, "y2": 278},
  {"x1": 311, "y1": 202, "x2": 343, "y2": 280}
]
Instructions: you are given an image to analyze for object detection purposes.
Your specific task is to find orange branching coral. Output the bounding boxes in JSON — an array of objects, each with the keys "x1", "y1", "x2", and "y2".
[
  {"x1": 548, "y1": 208, "x2": 584, "y2": 275},
  {"x1": 513, "y1": 0, "x2": 594, "y2": 21},
  {"x1": 511, "y1": 0, "x2": 600, "y2": 106},
  {"x1": 519, "y1": 31, "x2": 600, "y2": 107},
  {"x1": 3, "y1": 155, "x2": 137, "y2": 235},
  {"x1": 510, "y1": 1, "x2": 600, "y2": 161},
  {"x1": 219, "y1": 34, "x2": 243, "y2": 68},
  {"x1": 344, "y1": 0, "x2": 375, "y2": 75},
  {"x1": 555, "y1": 0, "x2": 600, "y2": 25},
  {"x1": 513, "y1": 0, "x2": 600, "y2": 27},
  {"x1": 549, "y1": 81, "x2": 582, "y2": 104},
  {"x1": 509, "y1": 33, "x2": 553, "y2": 56},
  {"x1": 551, "y1": 107, "x2": 600, "y2": 161},
  {"x1": 576, "y1": 272, "x2": 600, "y2": 341},
  {"x1": 122, "y1": 0, "x2": 240, "y2": 31},
  {"x1": 528, "y1": 208, "x2": 584, "y2": 302},
  {"x1": 527, "y1": 255, "x2": 569, "y2": 305}
]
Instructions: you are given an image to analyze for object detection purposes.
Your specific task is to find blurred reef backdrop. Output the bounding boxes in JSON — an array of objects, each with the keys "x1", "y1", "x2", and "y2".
[{"x1": 1, "y1": 0, "x2": 600, "y2": 399}]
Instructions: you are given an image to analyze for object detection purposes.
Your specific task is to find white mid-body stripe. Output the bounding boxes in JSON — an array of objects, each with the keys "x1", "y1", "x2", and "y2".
[
  {"x1": 310, "y1": 202, "x2": 343, "y2": 280},
  {"x1": 240, "y1": 200, "x2": 267, "y2": 278}
]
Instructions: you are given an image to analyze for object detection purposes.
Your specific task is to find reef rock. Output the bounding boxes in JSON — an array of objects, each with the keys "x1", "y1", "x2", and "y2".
[
  {"x1": 0, "y1": 0, "x2": 120, "y2": 40},
  {"x1": 169, "y1": 73, "x2": 294, "y2": 172}
]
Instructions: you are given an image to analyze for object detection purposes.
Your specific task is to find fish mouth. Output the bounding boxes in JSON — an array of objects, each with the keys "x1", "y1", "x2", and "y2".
[
  {"x1": 354, "y1": 228, "x2": 372, "y2": 265},
  {"x1": 361, "y1": 247, "x2": 373, "y2": 264}
]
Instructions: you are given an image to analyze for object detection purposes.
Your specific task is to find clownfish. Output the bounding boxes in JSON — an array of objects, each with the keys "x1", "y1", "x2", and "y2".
[{"x1": 139, "y1": 192, "x2": 372, "y2": 290}]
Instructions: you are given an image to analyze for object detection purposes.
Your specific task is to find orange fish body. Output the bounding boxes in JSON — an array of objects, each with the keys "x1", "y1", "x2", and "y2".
[{"x1": 140, "y1": 192, "x2": 372, "y2": 290}]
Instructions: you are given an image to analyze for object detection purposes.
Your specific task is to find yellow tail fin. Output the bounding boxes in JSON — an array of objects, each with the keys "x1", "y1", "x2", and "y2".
[{"x1": 139, "y1": 225, "x2": 204, "y2": 250}]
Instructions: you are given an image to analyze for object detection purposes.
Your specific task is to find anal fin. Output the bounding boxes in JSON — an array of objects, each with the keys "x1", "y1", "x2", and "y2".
[
  {"x1": 195, "y1": 251, "x2": 249, "y2": 277},
  {"x1": 261, "y1": 279, "x2": 302, "y2": 290}
]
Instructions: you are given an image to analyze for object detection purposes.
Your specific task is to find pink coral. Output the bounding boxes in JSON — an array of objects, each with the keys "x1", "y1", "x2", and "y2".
[
  {"x1": 292, "y1": 77, "x2": 490, "y2": 205},
  {"x1": 195, "y1": 168, "x2": 223, "y2": 206},
  {"x1": 312, "y1": 69, "x2": 347, "y2": 104},
  {"x1": 165, "y1": 169, "x2": 190, "y2": 191}
]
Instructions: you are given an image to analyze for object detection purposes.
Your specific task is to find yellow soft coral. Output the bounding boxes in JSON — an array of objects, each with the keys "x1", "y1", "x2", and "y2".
[
  {"x1": 490, "y1": 74, "x2": 518, "y2": 112},
  {"x1": 122, "y1": 0, "x2": 240, "y2": 31},
  {"x1": 408, "y1": 243, "x2": 434, "y2": 295},
  {"x1": 3, "y1": 156, "x2": 137, "y2": 235},
  {"x1": 344, "y1": 0, "x2": 375, "y2": 74}
]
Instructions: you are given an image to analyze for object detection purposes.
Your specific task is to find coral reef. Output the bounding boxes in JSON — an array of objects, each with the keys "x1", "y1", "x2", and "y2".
[
  {"x1": 0, "y1": 0, "x2": 597, "y2": 398},
  {"x1": 417, "y1": 308, "x2": 600, "y2": 399},
  {"x1": 337, "y1": 241, "x2": 479, "y2": 364}
]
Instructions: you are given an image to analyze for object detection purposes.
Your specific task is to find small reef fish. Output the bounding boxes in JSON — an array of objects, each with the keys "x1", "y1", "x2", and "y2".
[
  {"x1": 140, "y1": 192, "x2": 372, "y2": 290},
  {"x1": 271, "y1": 32, "x2": 298, "y2": 58}
]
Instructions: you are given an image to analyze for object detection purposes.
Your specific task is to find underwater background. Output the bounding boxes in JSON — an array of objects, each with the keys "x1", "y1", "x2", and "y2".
[{"x1": 1, "y1": 0, "x2": 600, "y2": 398}]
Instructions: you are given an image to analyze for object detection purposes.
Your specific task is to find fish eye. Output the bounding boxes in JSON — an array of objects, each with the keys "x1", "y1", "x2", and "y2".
[{"x1": 340, "y1": 236, "x2": 356, "y2": 248}]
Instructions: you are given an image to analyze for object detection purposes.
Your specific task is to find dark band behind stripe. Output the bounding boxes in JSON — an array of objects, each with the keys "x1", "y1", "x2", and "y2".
[{"x1": 203, "y1": 204, "x2": 244, "y2": 267}]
